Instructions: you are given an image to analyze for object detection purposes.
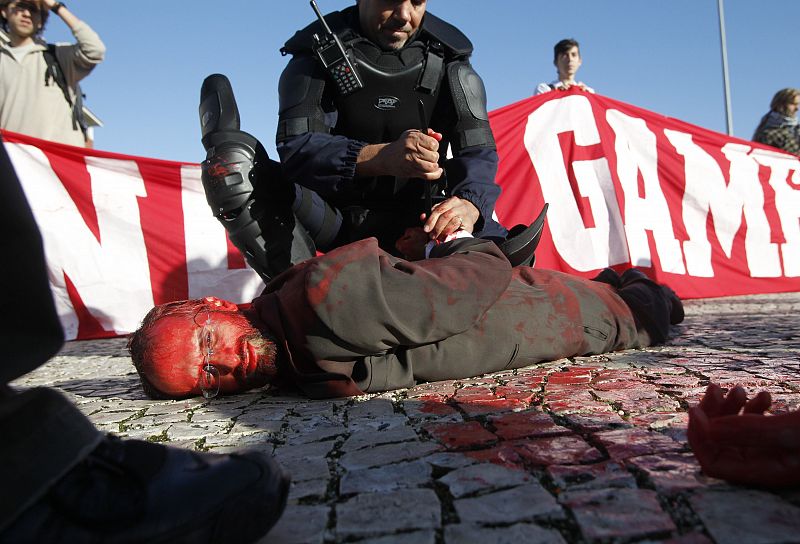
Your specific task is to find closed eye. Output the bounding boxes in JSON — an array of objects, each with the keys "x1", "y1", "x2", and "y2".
[
  {"x1": 198, "y1": 327, "x2": 215, "y2": 359},
  {"x1": 204, "y1": 329, "x2": 214, "y2": 355}
]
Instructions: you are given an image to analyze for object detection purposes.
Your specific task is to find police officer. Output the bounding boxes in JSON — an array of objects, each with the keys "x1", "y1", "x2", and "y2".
[{"x1": 199, "y1": 0, "x2": 544, "y2": 281}]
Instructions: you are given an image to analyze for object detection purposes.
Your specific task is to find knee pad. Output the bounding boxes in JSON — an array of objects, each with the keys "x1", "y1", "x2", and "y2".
[
  {"x1": 199, "y1": 74, "x2": 315, "y2": 280},
  {"x1": 201, "y1": 135, "x2": 313, "y2": 280}
]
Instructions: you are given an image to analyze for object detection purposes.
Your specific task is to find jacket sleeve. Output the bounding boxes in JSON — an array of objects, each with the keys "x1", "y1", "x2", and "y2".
[
  {"x1": 435, "y1": 61, "x2": 502, "y2": 232},
  {"x1": 299, "y1": 237, "x2": 512, "y2": 353},
  {"x1": 55, "y1": 21, "x2": 105, "y2": 87},
  {"x1": 443, "y1": 146, "x2": 501, "y2": 232},
  {"x1": 276, "y1": 55, "x2": 367, "y2": 196}
]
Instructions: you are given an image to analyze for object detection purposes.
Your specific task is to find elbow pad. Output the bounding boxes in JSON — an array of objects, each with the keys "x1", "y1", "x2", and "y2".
[
  {"x1": 447, "y1": 62, "x2": 496, "y2": 153},
  {"x1": 277, "y1": 57, "x2": 329, "y2": 143}
]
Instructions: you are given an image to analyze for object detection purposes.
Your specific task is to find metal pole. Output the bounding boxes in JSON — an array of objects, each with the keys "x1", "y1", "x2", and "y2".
[{"x1": 717, "y1": 0, "x2": 734, "y2": 135}]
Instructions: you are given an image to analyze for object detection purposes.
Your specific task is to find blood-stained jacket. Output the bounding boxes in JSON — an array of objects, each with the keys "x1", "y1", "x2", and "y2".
[{"x1": 252, "y1": 238, "x2": 640, "y2": 399}]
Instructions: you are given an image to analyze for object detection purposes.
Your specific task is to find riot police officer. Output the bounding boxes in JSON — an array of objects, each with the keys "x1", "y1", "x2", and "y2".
[{"x1": 199, "y1": 0, "x2": 544, "y2": 281}]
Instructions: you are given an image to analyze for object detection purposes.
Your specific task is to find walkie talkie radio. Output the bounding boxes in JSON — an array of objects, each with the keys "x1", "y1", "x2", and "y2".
[{"x1": 309, "y1": 0, "x2": 363, "y2": 96}]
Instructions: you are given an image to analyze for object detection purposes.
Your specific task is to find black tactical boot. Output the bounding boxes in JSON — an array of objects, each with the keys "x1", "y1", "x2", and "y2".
[
  {"x1": 199, "y1": 73, "x2": 314, "y2": 281},
  {"x1": 1, "y1": 435, "x2": 290, "y2": 543}
]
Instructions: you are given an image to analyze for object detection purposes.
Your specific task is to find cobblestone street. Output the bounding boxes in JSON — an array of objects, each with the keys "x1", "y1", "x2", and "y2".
[{"x1": 13, "y1": 292, "x2": 800, "y2": 544}]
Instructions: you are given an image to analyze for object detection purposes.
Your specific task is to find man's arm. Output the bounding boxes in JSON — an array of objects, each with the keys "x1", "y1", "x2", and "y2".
[
  {"x1": 277, "y1": 57, "x2": 443, "y2": 196},
  {"x1": 46, "y1": 0, "x2": 105, "y2": 81},
  {"x1": 426, "y1": 61, "x2": 503, "y2": 239},
  {"x1": 44, "y1": 0, "x2": 80, "y2": 32},
  {"x1": 424, "y1": 146, "x2": 499, "y2": 239},
  {"x1": 355, "y1": 128, "x2": 443, "y2": 180},
  {"x1": 276, "y1": 55, "x2": 368, "y2": 196}
]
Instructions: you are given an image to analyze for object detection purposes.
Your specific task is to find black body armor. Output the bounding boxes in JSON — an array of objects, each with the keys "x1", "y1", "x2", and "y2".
[{"x1": 278, "y1": 8, "x2": 494, "y2": 209}]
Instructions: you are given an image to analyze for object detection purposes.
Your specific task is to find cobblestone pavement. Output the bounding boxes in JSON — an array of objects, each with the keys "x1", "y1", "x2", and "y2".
[{"x1": 13, "y1": 292, "x2": 800, "y2": 543}]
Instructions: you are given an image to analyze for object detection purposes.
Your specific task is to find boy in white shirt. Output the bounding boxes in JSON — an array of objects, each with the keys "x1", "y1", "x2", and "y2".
[{"x1": 535, "y1": 38, "x2": 594, "y2": 95}]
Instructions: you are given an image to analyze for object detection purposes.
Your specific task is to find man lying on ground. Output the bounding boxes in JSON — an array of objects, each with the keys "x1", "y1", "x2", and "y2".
[
  {"x1": 129, "y1": 236, "x2": 683, "y2": 400},
  {"x1": 689, "y1": 383, "x2": 800, "y2": 488}
]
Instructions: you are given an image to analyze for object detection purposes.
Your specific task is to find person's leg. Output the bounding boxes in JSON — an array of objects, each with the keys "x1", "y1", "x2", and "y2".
[
  {"x1": 290, "y1": 184, "x2": 343, "y2": 252},
  {"x1": 2, "y1": 434, "x2": 289, "y2": 542},
  {"x1": 199, "y1": 74, "x2": 315, "y2": 281},
  {"x1": 590, "y1": 267, "x2": 684, "y2": 345},
  {"x1": 0, "y1": 388, "x2": 103, "y2": 531},
  {"x1": 0, "y1": 134, "x2": 63, "y2": 383},
  {"x1": 0, "y1": 135, "x2": 290, "y2": 540},
  {"x1": 0, "y1": 133, "x2": 102, "y2": 530}
]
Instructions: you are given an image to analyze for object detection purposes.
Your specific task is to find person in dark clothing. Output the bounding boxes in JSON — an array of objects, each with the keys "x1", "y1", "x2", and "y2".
[
  {"x1": 128, "y1": 235, "x2": 684, "y2": 401},
  {"x1": 0, "y1": 134, "x2": 289, "y2": 542},
  {"x1": 198, "y1": 0, "x2": 544, "y2": 283},
  {"x1": 752, "y1": 88, "x2": 800, "y2": 156}
]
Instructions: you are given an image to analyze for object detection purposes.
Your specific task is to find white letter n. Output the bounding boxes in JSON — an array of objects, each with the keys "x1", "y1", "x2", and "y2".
[{"x1": 8, "y1": 144, "x2": 155, "y2": 339}]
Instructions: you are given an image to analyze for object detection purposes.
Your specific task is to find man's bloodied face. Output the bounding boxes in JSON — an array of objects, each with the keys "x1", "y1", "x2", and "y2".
[
  {"x1": 357, "y1": 0, "x2": 426, "y2": 51},
  {"x1": 145, "y1": 299, "x2": 277, "y2": 398}
]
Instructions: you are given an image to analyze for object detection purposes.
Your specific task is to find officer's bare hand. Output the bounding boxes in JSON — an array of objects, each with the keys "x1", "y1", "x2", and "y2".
[
  {"x1": 421, "y1": 196, "x2": 480, "y2": 241},
  {"x1": 356, "y1": 129, "x2": 443, "y2": 180}
]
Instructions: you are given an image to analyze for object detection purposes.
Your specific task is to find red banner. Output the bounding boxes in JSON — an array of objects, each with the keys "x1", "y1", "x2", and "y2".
[
  {"x1": 3, "y1": 130, "x2": 263, "y2": 341},
  {"x1": 3, "y1": 90, "x2": 799, "y2": 340},
  {"x1": 491, "y1": 89, "x2": 800, "y2": 299}
]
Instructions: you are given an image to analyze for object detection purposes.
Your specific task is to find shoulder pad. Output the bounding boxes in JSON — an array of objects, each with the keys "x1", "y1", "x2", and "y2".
[
  {"x1": 281, "y1": 7, "x2": 355, "y2": 55},
  {"x1": 419, "y1": 12, "x2": 473, "y2": 57}
]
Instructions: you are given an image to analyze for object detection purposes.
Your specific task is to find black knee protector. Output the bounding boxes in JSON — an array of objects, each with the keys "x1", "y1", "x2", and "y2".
[
  {"x1": 199, "y1": 74, "x2": 315, "y2": 280},
  {"x1": 200, "y1": 136, "x2": 290, "y2": 280}
]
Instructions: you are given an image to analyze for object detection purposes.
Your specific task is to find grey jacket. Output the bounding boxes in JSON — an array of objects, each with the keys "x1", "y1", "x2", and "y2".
[{"x1": 254, "y1": 237, "x2": 642, "y2": 398}]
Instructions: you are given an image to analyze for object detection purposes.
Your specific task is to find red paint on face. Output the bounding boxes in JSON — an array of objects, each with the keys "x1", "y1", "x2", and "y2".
[{"x1": 146, "y1": 306, "x2": 276, "y2": 397}]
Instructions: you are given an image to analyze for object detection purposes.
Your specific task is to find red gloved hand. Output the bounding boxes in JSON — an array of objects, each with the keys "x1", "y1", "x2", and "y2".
[{"x1": 688, "y1": 383, "x2": 800, "y2": 487}]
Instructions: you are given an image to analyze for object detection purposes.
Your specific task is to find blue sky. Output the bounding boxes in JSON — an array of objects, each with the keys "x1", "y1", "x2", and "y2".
[{"x1": 45, "y1": 0, "x2": 798, "y2": 163}]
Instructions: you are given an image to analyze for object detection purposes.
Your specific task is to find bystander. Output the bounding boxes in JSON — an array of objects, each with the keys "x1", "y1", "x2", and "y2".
[
  {"x1": 752, "y1": 88, "x2": 800, "y2": 156},
  {"x1": 0, "y1": 132, "x2": 289, "y2": 543},
  {"x1": 0, "y1": 0, "x2": 104, "y2": 147},
  {"x1": 535, "y1": 38, "x2": 594, "y2": 95}
]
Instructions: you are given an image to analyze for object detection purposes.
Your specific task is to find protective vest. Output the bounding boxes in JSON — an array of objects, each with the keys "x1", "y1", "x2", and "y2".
[
  {"x1": 281, "y1": 7, "x2": 473, "y2": 147},
  {"x1": 280, "y1": 8, "x2": 487, "y2": 207},
  {"x1": 332, "y1": 38, "x2": 441, "y2": 145}
]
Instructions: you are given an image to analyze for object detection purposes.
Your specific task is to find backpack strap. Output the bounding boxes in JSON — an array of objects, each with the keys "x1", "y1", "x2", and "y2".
[
  {"x1": 43, "y1": 44, "x2": 84, "y2": 133},
  {"x1": 42, "y1": 44, "x2": 72, "y2": 106}
]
